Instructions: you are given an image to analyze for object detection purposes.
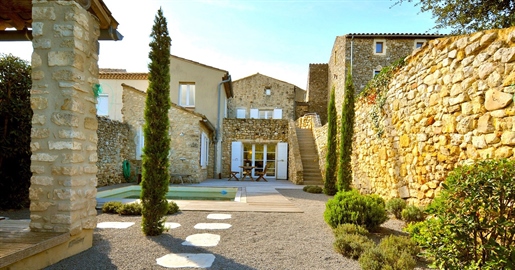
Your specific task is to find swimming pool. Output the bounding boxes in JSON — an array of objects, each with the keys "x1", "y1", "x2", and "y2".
[{"x1": 96, "y1": 185, "x2": 242, "y2": 209}]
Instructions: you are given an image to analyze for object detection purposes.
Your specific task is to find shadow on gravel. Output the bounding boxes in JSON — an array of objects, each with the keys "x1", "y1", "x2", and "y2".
[
  {"x1": 277, "y1": 189, "x2": 332, "y2": 202},
  {"x1": 147, "y1": 232, "x2": 258, "y2": 270}
]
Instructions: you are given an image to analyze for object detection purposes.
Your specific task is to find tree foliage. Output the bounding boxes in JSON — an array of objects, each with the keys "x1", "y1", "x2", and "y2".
[
  {"x1": 337, "y1": 70, "x2": 355, "y2": 192},
  {"x1": 0, "y1": 54, "x2": 32, "y2": 210},
  {"x1": 324, "y1": 86, "x2": 337, "y2": 195},
  {"x1": 141, "y1": 8, "x2": 172, "y2": 236},
  {"x1": 396, "y1": 0, "x2": 515, "y2": 34}
]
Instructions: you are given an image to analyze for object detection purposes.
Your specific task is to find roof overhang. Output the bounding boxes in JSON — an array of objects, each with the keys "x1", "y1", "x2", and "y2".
[
  {"x1": 0, "y1": 0, "x2": 122, "y2": 41},
  {"x1": 222, "y1": 73, "x2": 233, "y2": 98}
]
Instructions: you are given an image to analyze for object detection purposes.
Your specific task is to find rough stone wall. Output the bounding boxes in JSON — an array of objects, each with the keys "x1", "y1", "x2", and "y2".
[
  {"x1": 122, "y1": 84, "x2": 214, "y2": 182},
  {"x1": 29, "y1": 1, "x2": 99, "y2": 233},
  {"x1": 306, "y1": 64, "x2": 329, "y2": 124},
  {"x1": 96, "y1": 117, "x2": 132, "y2": 186},
  {"x1": 295, "y1": 102, "x2": 309, "y2": 120},
  {"x1": 228, "y1": 73, "x2": 297, "y2": 120},
  {"x1": 222, "y1": 119, "x2": 288, "y2": 177},
  {"x1": 288, "y1": 121, "x2": 303, "y2": 184},
  {"x1": 353, "y1": 27, "x2": 515, "y2": 205}
]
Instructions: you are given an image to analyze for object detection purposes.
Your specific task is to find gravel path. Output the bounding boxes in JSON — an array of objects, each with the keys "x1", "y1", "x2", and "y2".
[{"x1": 2, "y1": 189, "x2": 423, "y2": 270}]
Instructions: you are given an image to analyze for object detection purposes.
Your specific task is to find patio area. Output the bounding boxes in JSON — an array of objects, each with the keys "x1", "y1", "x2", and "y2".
[{"x1": 0, "y1": 177, "x2": 307, "y2": 269}]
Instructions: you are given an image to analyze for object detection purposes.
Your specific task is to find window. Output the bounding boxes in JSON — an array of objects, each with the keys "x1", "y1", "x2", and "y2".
[
  {"x1": 179, "y1": 83, "x2": 195, "y2": 107},
  {"x1": 259, "y1": 109, "x2": 273, "y2": 119},
  {"x1": 414, "y1": 39, "x2": 427, "y2": 49},
  {"x1": 236, "y1": 108, "x2": 246, "y2": 119},
  {"x1": 96, "y1": 94, "x2": 109, "y2": 116},
  {"x1": 374, "y1": 39, "x2": 386, "y2": 55},
  {"x1": 200, "y1": 132, "x2": 209, "y2": 168}
]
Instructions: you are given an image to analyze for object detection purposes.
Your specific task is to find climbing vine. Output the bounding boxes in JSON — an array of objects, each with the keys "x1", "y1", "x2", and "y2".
[{"x1": 359, "y1": 57, "x2": 406, "y2": 137}]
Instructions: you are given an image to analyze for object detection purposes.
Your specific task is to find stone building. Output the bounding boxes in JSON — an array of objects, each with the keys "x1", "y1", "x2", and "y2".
[
  {"x1": 122, "y1": 84, "x2": 215, "y2": 182},
  {"x1": 98, "y1": 69, "x2": 148, "y2": 121},
  {"x1": 307, "y1": 33, "x2": 444, "y2": 121},
  {"x1": 224, "y1": 73, "x2": 306, "y2": 180}
]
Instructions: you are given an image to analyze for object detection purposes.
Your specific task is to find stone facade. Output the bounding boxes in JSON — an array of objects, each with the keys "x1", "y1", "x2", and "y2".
[
  {"x1": 353, "y1": 27, "x2": 515, "y2": 205},
  {"x1": 222, "y1": 118, "x2": 288, "y2": 177},
  {"x1": 306, "y1": 64, "x2": 329, "y2": 124},
  {"x1": 96, "y1": 116, "x2": 132, "y2": 186},
  {"x1": 227, "y1": 73, "x2": 305, "y2": 120},
  {"x1": 122, "y1": 84, "x2": 215, "y2": 182},
  {"x1": 306, "y1": 34, "x2": 443, "y2": 119},
  {"x1": 29, "y1": 1, "x2": 99, "y2": 234}
]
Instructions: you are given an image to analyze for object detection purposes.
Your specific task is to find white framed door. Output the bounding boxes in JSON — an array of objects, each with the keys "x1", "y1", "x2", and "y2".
[
  {"x1": 231, "y1": 141, "x2": 243, "y2": 175},
  {"x1": 276, "y1": 142, "x2": 288, "y2": 179},
  {"x1": 242, "y1": 143, "x2": 277, "y2": 178}
]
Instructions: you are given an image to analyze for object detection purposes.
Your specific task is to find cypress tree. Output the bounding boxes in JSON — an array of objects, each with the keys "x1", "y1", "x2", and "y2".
[
  {"x1": 324, "y1": 86, "x2": 337, "y2": 195},
  {"x1": 337, "y1": 70, "x2": 355, "y2": 192},
  {"x1": 141, "y1": 7, "x2": 171, "y2": 236}
]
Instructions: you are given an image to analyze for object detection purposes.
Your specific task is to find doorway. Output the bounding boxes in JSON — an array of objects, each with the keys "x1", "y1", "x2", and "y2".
[{"x1": 243, "y1": 143, "x2": 276, "y2": 177}]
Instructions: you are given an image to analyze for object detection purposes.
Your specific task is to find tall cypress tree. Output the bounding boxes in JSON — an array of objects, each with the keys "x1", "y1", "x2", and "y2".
[
  {"x1": 141, "y1": 7, "x2": 171, "y2": 236},
  {"x1": 324, "y1": 86, "x2": 337, "y2": 195},
  {"x1": 337, "y1": 70, "x2": 355, "y2": 192}
]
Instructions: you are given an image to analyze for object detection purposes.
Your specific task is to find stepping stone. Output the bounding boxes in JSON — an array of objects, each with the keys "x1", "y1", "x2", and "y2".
[
  {"x1": 164, "y1": 222, "x2": 181, "y2": 229},
  {"x1": 194, "y1": 223, "x2": 232, "y2": 230},
  {"x1": 182, "y1": 233, "x2": 220, "y2": 247},
  {"x1": 97, "y1": 222, "x2": 135, "y2": 229},
  {"x1": 156, "y1": 253, "x2": 215, "y2": 268},
  {"x1": 207, "y1": 214, "x2": 231, "y2": 220}
]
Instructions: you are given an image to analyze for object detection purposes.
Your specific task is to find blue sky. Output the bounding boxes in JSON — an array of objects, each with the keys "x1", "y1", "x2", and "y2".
[{"x1": 1, "y1": 0, "x2": 443, "y2": 88}]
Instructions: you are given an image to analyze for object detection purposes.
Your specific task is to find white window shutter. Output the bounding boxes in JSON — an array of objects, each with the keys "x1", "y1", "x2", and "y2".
[
  {"x1": 231, "y1": 141, "x2": 243, "y2": 174},
  {"x1": 136, "y1": 126, "x2": 144, "y2": 160},
  {"x1": 273, "y1": 108, "x2": 282, "y2": 119},
  {"x1": 200, "y1": 133, "x2": 208, "y2": 168},
  {"x1": 237, "y1": 108, "x2": 246, "y2": 119},
  {"x1": 96, "y1": 94, "x2": 109, "y2": 116},
  {"x1": 250, "y1": 109, "x2": 258, "y2": 119}
]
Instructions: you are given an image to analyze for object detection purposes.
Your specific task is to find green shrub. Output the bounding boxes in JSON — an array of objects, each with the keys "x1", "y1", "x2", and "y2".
[
  {"x1": 167, "y1": 201, "x2": 180, "y2": 214},
  {"x1": 303, "y1": 185, "x2": 323, "y2": 193},
  {"x1": 333, "y1": 223, "x2": 369, "y2": 237},
  {"x1": 102, "y1": 201, "x2": 123, "y2": 214},
  {"x1": 324, "y1": 189, "x2": 388, "y2": 231},
  {"x1": 358, "y1": 235, "x2": 418, "y2": 270},
  {"x1": 401, "y1": 205, "x2": 425, "y2": 223},
  {"x1": 334, "y1": 233, "x2": 375, "y2": 259},
  {"x1": 118, "y1": 202, "x2": 143, "y2": 215},
  {"x1": 385, "y1": 198, "x2": 406, "y2": 219},
  {"x1": 409, "y1": 159, "x2": 515, "y2": 269}
]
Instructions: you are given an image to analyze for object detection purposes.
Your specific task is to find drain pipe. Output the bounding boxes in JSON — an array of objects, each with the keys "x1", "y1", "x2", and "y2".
[{"x1": 214, "y1": 75, "x2": 232, "y2": 178}]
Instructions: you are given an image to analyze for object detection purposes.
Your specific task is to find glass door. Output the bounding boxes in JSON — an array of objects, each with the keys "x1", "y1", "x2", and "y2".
[{"x1": 242, "y1": 143, "x2": 276, "y2": 177}]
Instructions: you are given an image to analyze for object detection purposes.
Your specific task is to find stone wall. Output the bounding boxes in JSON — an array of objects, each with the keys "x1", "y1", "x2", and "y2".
[
  {"x1": 306, "y1": 64, "x2": 329, "y2": 124},
  {"x1": 228, "y1": 73, "x2": 298, "y2": 120},
  {"x1": 122, "y1": 84, "x2": 215, "y2": 182},
  {"x1": 288, "y1": 121, "x2": 303, "y2": 184},
  {"x1": 353, "y1": 27, "x2": 515, "y2": 205},
  {"x1": 29, "y1": 1, "x2": 99, "y2": 234},
  {"x1": 222, "y1": 118, "x2": 288, "y2": 177},
  {"x1": 96, "y1": 117, "x2": 132, "y2": 186}
]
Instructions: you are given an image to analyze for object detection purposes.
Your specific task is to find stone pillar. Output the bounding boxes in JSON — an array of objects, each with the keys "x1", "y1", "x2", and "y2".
[{"x1": 30, "y1": 1, "x2": 99, "y2": 235}]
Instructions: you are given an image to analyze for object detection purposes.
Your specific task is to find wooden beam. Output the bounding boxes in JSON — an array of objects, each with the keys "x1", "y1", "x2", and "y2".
[{"x1": 7, "y1": 13, "x2": 26, "y2": 30}]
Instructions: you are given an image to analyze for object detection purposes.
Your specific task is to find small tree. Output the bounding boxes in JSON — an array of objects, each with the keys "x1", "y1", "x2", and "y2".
[
  {"x1": 337, "y1": 70, "x2": 355, "y2": 192},
  {"x1": 324, "y1": 86, "x2": 337, "y2": 195},
  {"x1": 141, "y1": 7, "x2": 172, "y2": 236},
  {"x1": 0, "y1": 54, "x2": 32, "y2": 209},
  {"x1": 395, "y1": 0, "x2": 515, "y2": 34}
]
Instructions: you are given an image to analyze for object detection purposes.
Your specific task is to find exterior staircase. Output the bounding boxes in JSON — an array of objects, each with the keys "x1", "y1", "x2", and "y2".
[{"x1": 296, "y1": 128, "x2": 323, "y2": 186}]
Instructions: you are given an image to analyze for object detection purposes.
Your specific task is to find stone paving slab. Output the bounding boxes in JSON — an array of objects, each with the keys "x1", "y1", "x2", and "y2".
[
  {"x1": 182, "y1": 233, "x2": 220, "y2": 247},
  {"x1": 193, "y1": 223, "x2": 232, "y2": 230},
  {"x1": 96, "y1": 222, "x2": 134, "y2": 229},
  {"x1": 156, "y1": 253, "x2": 215, "y2": 268},
  {"x1": 206, "y1": 214, "x2": 232, "y2": 220}
]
